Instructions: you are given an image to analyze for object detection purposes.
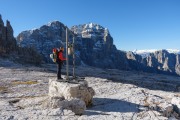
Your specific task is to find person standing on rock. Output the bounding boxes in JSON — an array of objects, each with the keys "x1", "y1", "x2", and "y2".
[{"x1": 57, "y1": 47, "x2": 66, "y2": 80}]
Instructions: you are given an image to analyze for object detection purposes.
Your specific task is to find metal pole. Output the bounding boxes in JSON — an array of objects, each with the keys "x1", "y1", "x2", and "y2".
[
  {"x1": 66, "y1": 27, "x2": 69, "y2": 80},
  {"x1": 73, "y1": 36, "x2": 75, "y2": 78}
]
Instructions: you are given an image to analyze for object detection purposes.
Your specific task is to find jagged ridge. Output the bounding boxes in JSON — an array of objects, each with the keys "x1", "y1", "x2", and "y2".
[{"x1": 0, "y1": 14, "x2": 41, "y2": 64}]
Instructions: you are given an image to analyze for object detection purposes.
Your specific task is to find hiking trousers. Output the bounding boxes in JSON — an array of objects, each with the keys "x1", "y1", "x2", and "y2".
[{"x1": 57, "y1": 62, "x2": 62, "y2": 79}]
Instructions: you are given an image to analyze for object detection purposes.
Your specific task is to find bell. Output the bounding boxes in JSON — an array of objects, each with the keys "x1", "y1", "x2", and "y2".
[{"x1": 68, "y1": 44, "x2": 73, "y2": 55}]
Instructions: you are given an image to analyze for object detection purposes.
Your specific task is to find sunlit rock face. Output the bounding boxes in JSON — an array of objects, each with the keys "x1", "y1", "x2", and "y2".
[
  {"x1": 16, "y1": 21, "x2": 69, "y2": 62},
  {"x1": 71, "y1": 23, "x2": 123, "y2": 69}
]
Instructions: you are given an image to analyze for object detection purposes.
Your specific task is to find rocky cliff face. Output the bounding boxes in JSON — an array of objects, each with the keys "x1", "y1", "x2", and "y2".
[
  {"x1": 130, "y1": 49, "x2": 180, "y2": 75},
  {"x1": 71, "y1": 23, "x2": 122, "y2": 69},
  {"x1": 0, "y1": 14, "x2": 41, "y2": 64},
  {"x1": 0, "y1": 15, "x2": 17, "y2": 54},
  {"x1": 175, "y1": 55, "x2": 180, "y2": 74},
  {"x1": 143, "y1": 50, "x2": 180, "y2": 75}
]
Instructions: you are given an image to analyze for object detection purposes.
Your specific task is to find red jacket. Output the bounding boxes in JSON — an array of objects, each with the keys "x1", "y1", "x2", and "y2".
[{"x1": 58, "y1": 51, "x2": 66, "y2": 61}]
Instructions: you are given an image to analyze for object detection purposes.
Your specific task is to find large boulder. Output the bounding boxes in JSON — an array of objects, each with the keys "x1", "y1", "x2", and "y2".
[
  {"x1": 49, "y1": 79, "x2": 95, "y2": 107},
  {"x1": 48, "y1": 79, "x2": 95, "y2": 115}
]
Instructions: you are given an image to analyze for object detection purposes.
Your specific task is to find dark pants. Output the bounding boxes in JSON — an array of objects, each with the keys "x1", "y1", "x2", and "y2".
[{"x1": 57, "y1": 62, "x2": 62, "y2": 79}]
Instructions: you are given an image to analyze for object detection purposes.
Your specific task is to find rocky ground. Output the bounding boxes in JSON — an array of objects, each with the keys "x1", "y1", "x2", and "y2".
[{"x1": 0, "y1": 58, "x2": 180, "y2": 120}]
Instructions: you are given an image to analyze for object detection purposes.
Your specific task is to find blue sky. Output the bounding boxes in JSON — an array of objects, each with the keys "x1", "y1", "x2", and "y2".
[{"x1": 0, "y1": 0, "x2": 180, "y2": 51}]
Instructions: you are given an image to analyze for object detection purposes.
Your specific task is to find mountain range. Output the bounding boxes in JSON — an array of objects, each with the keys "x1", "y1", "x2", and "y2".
[
  {"x1": 16, "y1": 21, "x2": 180, "y2": 76},
  {"x1": 133, "y1": 49, "x2": 180, "y2": 58}
]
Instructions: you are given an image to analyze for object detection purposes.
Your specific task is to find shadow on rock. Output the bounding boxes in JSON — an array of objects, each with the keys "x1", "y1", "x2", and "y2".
[{"x1": 85, "y1": 97, "x2": 139, "y2": 115}]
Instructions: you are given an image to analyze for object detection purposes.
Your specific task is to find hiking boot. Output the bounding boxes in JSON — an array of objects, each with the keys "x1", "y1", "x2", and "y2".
[
  {"x1": 56, "y1": 77, "x2": 63, "y2": 81},
  {"x1": 57, "y1": 77, "x2": 63, "y2": 79}
]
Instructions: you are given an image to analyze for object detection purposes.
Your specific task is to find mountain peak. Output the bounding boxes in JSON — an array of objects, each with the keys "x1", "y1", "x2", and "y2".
[
  {"x1": 71, "y1": 22, "x2": 110, "y2": 38},
  {"x1": 47, "y1": 21, "x2": 62, "y2": 26}
]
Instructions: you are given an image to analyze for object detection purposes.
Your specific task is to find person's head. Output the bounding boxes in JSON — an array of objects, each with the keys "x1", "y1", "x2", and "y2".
[{"x1": 60, "y1": 47, "x2": 64, "y2": 51}]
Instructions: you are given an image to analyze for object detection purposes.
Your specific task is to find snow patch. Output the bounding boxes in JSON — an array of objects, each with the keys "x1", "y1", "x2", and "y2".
[{"x1": 133, "y1": 49, "x2": 180, "y2": 58}]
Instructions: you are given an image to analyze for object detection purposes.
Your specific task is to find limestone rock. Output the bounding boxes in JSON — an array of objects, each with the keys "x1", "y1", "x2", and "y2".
[
  {"x1": 171, "y1": 97, "x2": 180, "y2": 114},
  {"x1": 49, "y1": 96, "x2": 65, "y2": 108},
  {"x1": 143, "y1": 95, "x2": 179, "y2": 118},
  {"x1": 48, "y1": 97, "x2": 86, "y2": 115},
  {"x1": 49, "y1": 79, "x2": 95, "y2": 106},
  {"x1": 159, "y1": 103, "x2": 173, "y2": 117},
  {"x1": 68, "y1": 98, "x2": 86, "y2": 115}
]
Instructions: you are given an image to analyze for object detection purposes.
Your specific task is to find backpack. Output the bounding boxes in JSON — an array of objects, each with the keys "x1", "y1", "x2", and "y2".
[{"x1": 50, "y1": 48, "x2": 59, "y2": 63}]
